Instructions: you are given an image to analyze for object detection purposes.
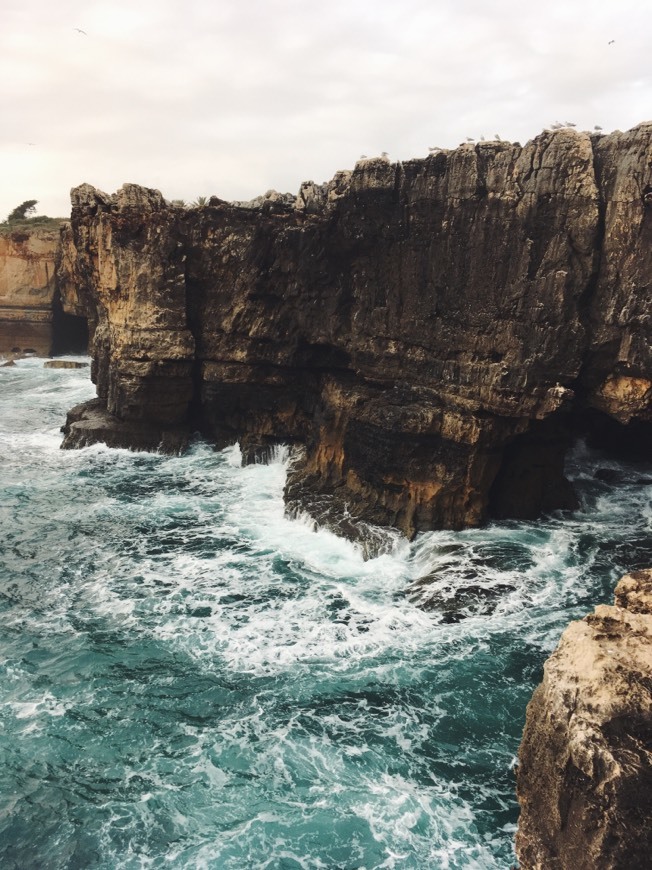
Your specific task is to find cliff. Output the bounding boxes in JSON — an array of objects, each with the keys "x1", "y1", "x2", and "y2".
[
  {"x1": 0, "y1": 225, "x2": 61, "y2": 355},
  {"x1": 516, "y1": 569, "x2": 652, "y2": 869},
  {"x1": 58, "y1": 123, "x2": 652, "y2": 537},
  {"x1": 0, "y1": 222, "x2": 88, "y2": 357}
]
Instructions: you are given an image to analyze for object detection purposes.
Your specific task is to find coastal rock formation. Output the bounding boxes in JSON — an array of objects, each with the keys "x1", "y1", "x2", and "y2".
[
  {"x1": 58, "y1": 124, "x2": 652, "y2": 537},
  {"x1": 516, "y1": 569, "x2": 652, "y2": 869},
  {"x1": 0, "y1": 223, "x2": 89, "y2": 357},
  {"x1": 0, "y1": 225, "x2": 61, "y2": 355}
]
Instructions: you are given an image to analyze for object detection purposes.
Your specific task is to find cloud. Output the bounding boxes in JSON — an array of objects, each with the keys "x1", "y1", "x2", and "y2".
[{"x1": 1, "y1": 0, "x2": 650, "y2": 218}]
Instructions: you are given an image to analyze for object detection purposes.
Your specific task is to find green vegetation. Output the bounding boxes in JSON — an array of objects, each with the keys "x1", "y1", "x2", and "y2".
[
  {"x1": 0, "y1": 199, "x2": 66, "y2": 233},
  {"x1": 7, "y1": 199, "x2": 38, "y2": 222}
]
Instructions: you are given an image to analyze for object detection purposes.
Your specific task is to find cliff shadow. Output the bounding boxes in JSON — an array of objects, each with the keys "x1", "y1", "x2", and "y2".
[{"x1": 51, "y1": 289, "x2": 89, "y2": 355}]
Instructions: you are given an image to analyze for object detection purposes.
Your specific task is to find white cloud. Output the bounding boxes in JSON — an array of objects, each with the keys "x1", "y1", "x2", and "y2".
[{"x1": 1, "y1": 0, "x2": 650, "y2": 219}]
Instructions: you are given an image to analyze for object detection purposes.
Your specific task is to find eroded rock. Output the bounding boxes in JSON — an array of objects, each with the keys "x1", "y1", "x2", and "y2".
[
  {"x1": 516, "y1": 569, "x2": 652, "y2": 869},
  {"x1": 58, "y1": 124, "x2": 652, "y2": 537}
]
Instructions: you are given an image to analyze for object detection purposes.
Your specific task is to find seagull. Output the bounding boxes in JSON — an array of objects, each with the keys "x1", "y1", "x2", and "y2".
[
  {"x1": 564, "y1": 121, "x2": 576, "y2": 127},
  {"x1": 479, "y1": 135, "x2": 485, "y2": 141},
  {"x1": 594, "y1": 125, "x2": 603, "y2": 131},
  {"x1": 74, "y1": 28, "x2": 87, "y2": 35},
  {"x1": 608, "y1": 39, "x2": 615, "y2": 44},
  {"x1": 380, "y1": 151, "x2": 389, "y2": 159},
  {"x1": 495, "y1": 134, "x2": 502, "y2": 141},
  {"x1": 551, "y1": 122, "x2": 563, "y2": 130},
  {"x1": 359, "y1": 154, "x2": 368, "y2": 159},
  {"x1": 27, "y1": 142, "x2": 36, "y2": 146},
  {"x1": 465, "y1": 136, "x2": 474, "y2": 142}
]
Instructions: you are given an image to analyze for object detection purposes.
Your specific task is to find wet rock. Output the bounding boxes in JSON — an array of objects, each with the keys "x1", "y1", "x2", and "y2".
[
  {"x1": 44, "y1": 360, "x2": 89, "y2": 369},
  {"x1": 407, "y1": 576, "x2": 517, "y2": 620},
  {"x1": 61, "y1": 398, "x2": 188, "y2": 454},
  {"x1": 516, "y1": 568, "x2": 652, "y2": 869}
]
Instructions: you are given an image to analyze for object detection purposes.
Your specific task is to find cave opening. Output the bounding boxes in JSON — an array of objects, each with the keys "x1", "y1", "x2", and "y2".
[
  {"x1": 576, "y1": 408, "x2": 651, "y2": 462},
  {"x1": 487, "y1": 416, "x2": 578, "y2": 521},
  {"x1": 488, "y1": 408, "x2": 651, "y2": 522},
  {"x1": 51, "y1": 290, "x2": 89, "y2": 355}
]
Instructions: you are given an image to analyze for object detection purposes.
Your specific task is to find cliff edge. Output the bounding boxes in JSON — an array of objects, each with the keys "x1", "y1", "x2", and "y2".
[
  {"x1": 58, "y1": 124, "x2": 652, "y2": 537},
  {"x1": 516, "y1": 569, "x2": 652, "y2": 869}
]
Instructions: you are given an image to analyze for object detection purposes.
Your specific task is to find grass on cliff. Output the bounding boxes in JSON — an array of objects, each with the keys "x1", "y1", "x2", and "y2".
[{"x1": 0, "y1": 216, "x2": 68, "y2": 234}]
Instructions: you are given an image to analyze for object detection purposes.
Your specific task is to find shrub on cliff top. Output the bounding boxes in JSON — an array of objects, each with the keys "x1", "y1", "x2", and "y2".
[{"x1": 6, "y1": 200, "x2": 38, "y2": 223}]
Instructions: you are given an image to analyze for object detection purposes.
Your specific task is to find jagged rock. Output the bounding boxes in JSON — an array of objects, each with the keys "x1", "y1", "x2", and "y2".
[
  {"x1": 61, "y1": 398, "x2": 188, "y2": 453},
  {"x1": 57, "y1": 126, "x2": 652, "y2": 537},
  {"x1": 44, "y1": 359, "x2": 89, "y2": 369},
  {"x1": 516, "y1": 569, "x2": 652, "y2": 869}
]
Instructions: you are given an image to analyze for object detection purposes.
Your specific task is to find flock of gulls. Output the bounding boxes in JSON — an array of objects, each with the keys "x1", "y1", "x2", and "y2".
[{"x1": 357, "y1": 122, "x2": 606, "y2": 163}]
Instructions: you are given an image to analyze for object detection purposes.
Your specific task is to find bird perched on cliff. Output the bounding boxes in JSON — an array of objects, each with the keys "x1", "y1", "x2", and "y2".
[
  {"x1": 479, "y1": 135, "x2": 485, "y2": 141},
  {"x1": 359, "y1": 155, "x2": 368, "y2": 159},
  {"x1": 564, "y1": 121, "x2": 576, "y2": 127},
  {"x1": 465, "y1": 137, "x2": 474, "y2": 142},
  {"x1": 495, "y1": 134, "x2": 502, "y2": 141},
  {"x1": 594, "y1": 125, "x2": 603, "y2": 131},
  {"x1": 380, "y1": 151, "x2": 390, "y2": 160},
  {"x1": 551, "y1": 122, "x2": 563, "y2": 130}
]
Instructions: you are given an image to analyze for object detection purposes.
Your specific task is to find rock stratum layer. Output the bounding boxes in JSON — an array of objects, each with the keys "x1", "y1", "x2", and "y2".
[
  {"x1": 59, "y1": 124, "x2": 652, "y2": 537},
  {"x1": 516, "y1": 569, "x2": 652, "y2": 869},
  {"x1": 0, "y1": 223, "x2": 88, "y2": 356},
  {"x1": 0, "y1": 225, "x2": 61, "y2": 355}
]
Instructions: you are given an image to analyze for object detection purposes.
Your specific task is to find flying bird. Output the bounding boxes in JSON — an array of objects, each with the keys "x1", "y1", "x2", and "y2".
[
  {"x1": 74, "y1": 28, "x2": 87, "y2": 35},
  {"x1": 359, "y1": 154, "x2": 368, "y2": 159},
  {"x1": 608, "y1": 39, "x2": 615, "y2": 44}
]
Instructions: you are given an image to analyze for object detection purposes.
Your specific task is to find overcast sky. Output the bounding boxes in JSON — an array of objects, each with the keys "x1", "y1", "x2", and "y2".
[{"x1": 2, "y1": 0, "x2": 650, "y2": 219}]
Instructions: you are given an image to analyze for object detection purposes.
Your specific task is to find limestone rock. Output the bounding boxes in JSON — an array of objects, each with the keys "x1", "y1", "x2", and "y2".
[
  {"x1": 516, "y1": 569, "x2": 652, "y2": 869},
  {"x1": 0, "y1": 225, "x2": 62, "y2": 355}
]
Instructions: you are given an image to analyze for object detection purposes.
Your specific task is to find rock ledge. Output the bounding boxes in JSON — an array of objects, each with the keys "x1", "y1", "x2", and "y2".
[{"x1": 516, "y1": 569, "x2": 652, "y2": 869}]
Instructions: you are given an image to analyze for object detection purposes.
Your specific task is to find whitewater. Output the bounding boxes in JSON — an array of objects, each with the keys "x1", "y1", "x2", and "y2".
[{"x1": 1, "y1": 358, "x2": 651, "y2": 869}]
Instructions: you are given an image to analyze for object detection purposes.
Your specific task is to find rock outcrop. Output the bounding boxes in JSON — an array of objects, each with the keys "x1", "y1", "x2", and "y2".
[
  {"x1": 0, "y1": 225, "x2": 61, "y2": 355},
  {"x1": 0, "y1": 223, "x2": 89, "y2": 356},
  {"x1": 58, "y1": 124, "x2": 652, "y2": 537},
  {"x1": 516, "y1": 569, "x2": 652, "y2": 869}
]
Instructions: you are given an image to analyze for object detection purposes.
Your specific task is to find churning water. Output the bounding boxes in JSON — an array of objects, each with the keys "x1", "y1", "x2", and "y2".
[{"x1": 1, "y1": 359, "x2": 651, "y2": 869}]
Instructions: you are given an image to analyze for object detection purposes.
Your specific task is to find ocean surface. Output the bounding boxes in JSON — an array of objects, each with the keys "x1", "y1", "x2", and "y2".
[{"x1": 1, "y1": 358, "x2": 651, "y2": 870}]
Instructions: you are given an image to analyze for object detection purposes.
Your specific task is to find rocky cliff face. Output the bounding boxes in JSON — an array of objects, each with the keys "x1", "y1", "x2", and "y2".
[
  {"x1": 0, "y1": 223, "x2": 89, "y2": 357},
  {"x1": 516, "y1": 569, "x2": 652, "y2": 869},
  {"x1": 59, "y1": 123, "x2": 652, "y2": 537},
  {"x1": 0, "y1": 226, "x2": 61, "y2": 355}
]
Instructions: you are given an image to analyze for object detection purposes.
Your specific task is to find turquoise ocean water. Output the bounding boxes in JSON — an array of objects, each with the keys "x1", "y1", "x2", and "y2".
[{"x1": 1, "y1": 358, "x2": 651, "y2": 869}]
